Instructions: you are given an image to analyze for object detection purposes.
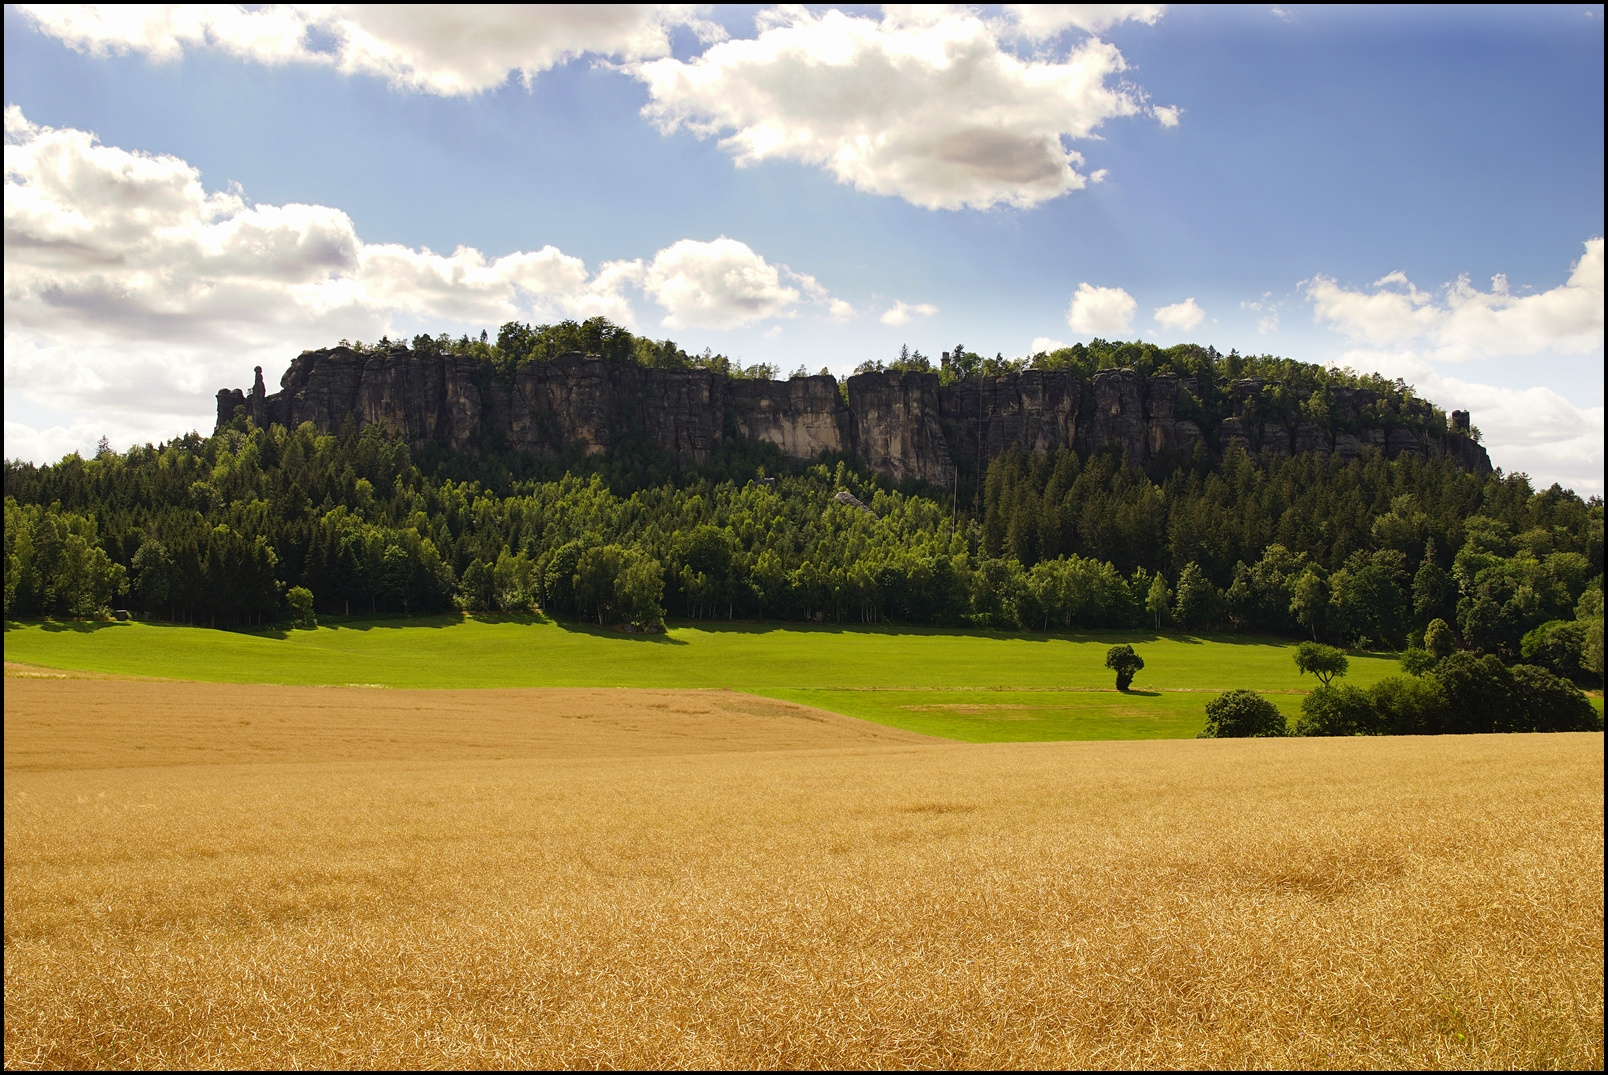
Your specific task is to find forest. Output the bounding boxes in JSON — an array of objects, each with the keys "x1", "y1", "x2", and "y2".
[{"x1": 5, "y1": 391, "x2": 1601, "y2": 687}]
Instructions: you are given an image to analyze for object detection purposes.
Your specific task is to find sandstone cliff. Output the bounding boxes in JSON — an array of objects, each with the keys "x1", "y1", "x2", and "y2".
[{"x1": 219, "y1": 347, "x2": 1492, "y2": 483}]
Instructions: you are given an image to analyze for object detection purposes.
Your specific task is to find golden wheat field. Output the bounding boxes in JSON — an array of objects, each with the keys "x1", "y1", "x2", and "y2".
[{"x1": 4, "y1": 666, "x2": 1603, "y2": 1069}]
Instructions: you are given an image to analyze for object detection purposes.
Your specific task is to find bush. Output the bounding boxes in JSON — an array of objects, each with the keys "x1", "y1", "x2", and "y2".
[
  {"x1": 1398, "y1": 647, "x2": 1437, "y2": 675},
  {"x1": 1201, "y1": 689, "x2": 1287, "y2": 738},
  {"x1": 1508, "y1": 665, "x2": 1602, "y2": 732},
  {"x1": 1521, "y1": 619, "x2": 1596, "y2": 684},
  {"x1": 1431, "y1": 651, "x2": 1520, "y2": 734},
  {"x1": 285, "y1": 586, "x2": 316, "y2": 629},
  {"x1": 1296, "y1": 683, "x2": 1377, "y2": 736},
  {"x1": 1369, "y1": 674, "x2": 1447, "y2": 735},
  {"x1": 1293, "y1": 641, "x2": 1349, "y2": 685},
  {"x1": 1104, "y1": 644, "x2": 1145, "y2": 691}
]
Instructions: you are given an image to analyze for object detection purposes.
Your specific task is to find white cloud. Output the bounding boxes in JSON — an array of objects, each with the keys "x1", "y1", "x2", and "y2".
[
  {"x1": 15, "y1": 4, "x2": 724, "y2": 96},
  {"x1": 1303, "y1": 239, "x2": 1603, "y2": 359},
  {"x1": 1152, "y1": 104, "x2": 1181, "y2": 127},
  {"x1": 1153, "y1": 297, "x2": 1205, "y2": 331},
  {"x1": 641, "y1": 237, "x2": 816, "y2": 330},
  {"x1": 1031, "y1": 336, "x2": 1068, "y2": 355},
  {"x1": 880, "y1": 300, "x2": 939, "y2": 326},
  {"x1": 1002, "y1": 5, "x2": 1167, "y2": 39},
  {"x1": 635, "y1": 6, "x2": 1153, "y2": 210},
  {"x1": 1066, "y1": 283, "x2": 1136, "y2": 335},
  {"x1": 1, "y1": 110, "x2": 830, "y2": 462}
]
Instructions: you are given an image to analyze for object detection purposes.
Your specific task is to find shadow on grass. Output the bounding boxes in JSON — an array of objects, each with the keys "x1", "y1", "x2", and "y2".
[
  {"x1": 659, "y1": 620, "x2": 1316, "y2": 651},
  {"x1": 30, "y1": 619, "x2": 129, "y2": 634},
  {"x1": 7, "y1": 614, "x2": 1385, "y2": 658}
]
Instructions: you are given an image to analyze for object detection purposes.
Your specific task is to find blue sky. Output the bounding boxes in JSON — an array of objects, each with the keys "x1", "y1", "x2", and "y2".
[{"x1": 4, "y1": 4, "x2": 1603, "y2": 492}]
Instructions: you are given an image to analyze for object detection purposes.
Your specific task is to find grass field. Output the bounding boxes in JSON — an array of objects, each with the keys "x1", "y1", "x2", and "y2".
[
  {"x1": 4, "y1": 616, "x2": 1412, "y2": 740},
  {"x1": 4, "y1": 670, "x2": 1602, "y2": 1069}
]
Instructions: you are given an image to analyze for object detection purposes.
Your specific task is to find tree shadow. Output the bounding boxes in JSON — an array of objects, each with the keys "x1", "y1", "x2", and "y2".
[{"x1": 30, "y1": 619, "x2": 128, "y2": 634}]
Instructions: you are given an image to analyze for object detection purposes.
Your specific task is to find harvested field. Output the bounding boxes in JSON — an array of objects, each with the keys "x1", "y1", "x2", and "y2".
[
  {"x1": 4, "y1": 674, "x2": 1603, "y2": 1069},
  {"x1": 0, "y1": 667, "x2": 925, "y2": 770}
]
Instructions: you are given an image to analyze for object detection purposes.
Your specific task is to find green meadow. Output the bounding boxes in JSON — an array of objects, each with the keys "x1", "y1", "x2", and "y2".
[{"x1": 5, "y1": 616, "x2": 1415, "y2": 741}]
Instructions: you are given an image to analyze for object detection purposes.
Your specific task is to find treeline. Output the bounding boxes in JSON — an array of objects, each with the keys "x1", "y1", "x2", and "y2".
[{"x1": 4, "y1": 418, "x2": 1602, "y2": 686}]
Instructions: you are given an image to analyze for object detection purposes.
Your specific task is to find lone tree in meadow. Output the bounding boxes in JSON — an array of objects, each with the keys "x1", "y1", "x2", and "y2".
[
  {"x1": 1294, "y1": 641, "x2": 1349, "y2": 686},
  {"x1": 1105, "y1": 644, "x2": 1145, "y2": 691}
]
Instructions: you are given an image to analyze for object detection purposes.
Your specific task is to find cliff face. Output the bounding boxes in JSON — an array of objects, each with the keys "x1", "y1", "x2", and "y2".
[{"x1": 219, "y1": 347, "x2": 1492, "y2": 482}]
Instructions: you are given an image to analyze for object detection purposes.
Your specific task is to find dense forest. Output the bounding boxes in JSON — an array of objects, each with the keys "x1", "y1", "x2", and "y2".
[{"x1": 5, "y1": 381, "x2": 1601, "y2": 687}]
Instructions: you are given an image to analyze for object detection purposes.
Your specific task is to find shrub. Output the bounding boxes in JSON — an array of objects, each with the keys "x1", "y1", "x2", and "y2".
[
  {"x1": 1368, "y1": 674, "x2": 1448, "y2": 735},
  {"x1": 285, "y1": 586, "x2": 316, "y2": 629},
  {"x1": 1293, "y1": 641, "x2": 1349, "y2": 686},
  {"x1": 1430, "y1": 652, "x2": 1520, "y2": 734},
  {"x1": 1104, "y1": 644, "x2": 1145, "y2": 691},
  {"x1": 1521, "y1": 619, "x2": 1594, "y2": 684},
  {"x1": 1201, "y1": 689, "x2": 1287, "y2": 738},
  {"x1": 1508, "y1": 665, "x2": 1603, "y2": 733},
  {"x1": 1398, "y1": 647, "x2": 1437, "y2": 675},
  {"x1": 1296, "y1": 684, "x2": 1378, "y2": 737}
]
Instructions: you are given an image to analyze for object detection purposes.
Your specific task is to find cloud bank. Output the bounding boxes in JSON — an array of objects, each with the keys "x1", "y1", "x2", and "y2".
[
  {"x1": 20, "y1": 5, "x2": 1173, "y2": 212},
  {"x1": 1305, "y1": 240, "x2": 1605, "y2": 495},
  {"x1": 15, "y1": 4, "x2": 723, "y2": 96},
  {"x1": 2, "y1": 109, "x2": 836, "y2": 462}
]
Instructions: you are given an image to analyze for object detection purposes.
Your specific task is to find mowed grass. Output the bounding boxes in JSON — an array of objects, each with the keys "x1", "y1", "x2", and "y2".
[
  {"x1": 4, "y1": 674, "x2": 1602, "y2": 1069},
  {"x1": 4, "y1": 616, "x2": 1404, "y2": 740}
]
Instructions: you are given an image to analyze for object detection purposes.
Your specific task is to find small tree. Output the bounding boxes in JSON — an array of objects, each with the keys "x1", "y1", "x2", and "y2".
[
  {"x1": 1200, "y1": 689, "x2": 1287, "y2": 738},
  {"x1": 1104, "y1": 644, "x2": 1145, "y2": 691},
  {"x1": 1422, "y1": 617, "x2": 1456, "y2": 660},
  {"x1": 1293, "y1": 641, "x2": 1348, "y2": 686},
  {"x1": 1174, "y1": 562, "x2": 1218, "y2": 629},
  {"x1": 615, "y1": 554, "x2": 666, "y2": 630},
  {"x1": 286, "y1": 586, "x2": 316, "y2": 629},
  {"x1": 1145, "y1": 573, "x2": 1171, "y2": 630},
  {"x1": 1289, "y1": 566, "x2": 1328, "y2": 640}
]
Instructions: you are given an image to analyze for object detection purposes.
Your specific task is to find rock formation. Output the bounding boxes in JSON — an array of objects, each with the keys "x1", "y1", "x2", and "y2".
[{"x1": 219, "y1": 346, "x2": 1492, "y2": 483}]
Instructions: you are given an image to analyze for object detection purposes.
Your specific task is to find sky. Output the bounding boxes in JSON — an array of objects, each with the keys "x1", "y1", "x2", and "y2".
[{"x1": 4, "y1": 4, "x2": 1603, "y2": 494}]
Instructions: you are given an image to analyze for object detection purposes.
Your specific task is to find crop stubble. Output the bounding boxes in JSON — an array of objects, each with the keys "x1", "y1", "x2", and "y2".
[{"x1": 4, "y1": 672, "x2": 1603, "y2": 1069}]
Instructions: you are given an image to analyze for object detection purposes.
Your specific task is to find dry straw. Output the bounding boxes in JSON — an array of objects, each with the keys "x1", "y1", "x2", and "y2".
[{"x1": 5, "y1": 676, "x2": 1603, "y2": 1068}]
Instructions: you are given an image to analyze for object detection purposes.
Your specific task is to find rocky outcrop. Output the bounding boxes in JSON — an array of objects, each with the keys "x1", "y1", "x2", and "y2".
[{"x1": 219, "y1": 347, "x2": 1493, "y2": 483}]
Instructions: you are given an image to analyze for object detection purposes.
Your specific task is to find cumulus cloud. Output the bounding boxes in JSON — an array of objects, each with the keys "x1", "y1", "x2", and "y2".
[
  {"x1": 1031, "y1": 336, "x2": 1068, "y2": 355},
  {"x1": 880, "y1": 300, "x2": 938, "y2": 326},
  {"x1": 16, "y1": 4, "x2": 723, "y2": 96},
  {"x1": 1303, "y1": 239, "x2": 1603, "y2": 359},
  {"x1": 2, "y1": 110, "x2": 838, "y2": 462},
  {"x1": 641, "y1": 237, "x2": 841, "y2": 330},
  {"x1": 635, "y1": 6, "x2": 1154, "y2": 210},
  {"x1": 1152, "y1": 104, "x2": 1181, "y2": 127},
  {"x1": 1066, "y1": 283, "x2": 1136, "y2": 335},
  {"x1": 1153, "y1": 297, "x2": 1205, "y2": 331}
]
